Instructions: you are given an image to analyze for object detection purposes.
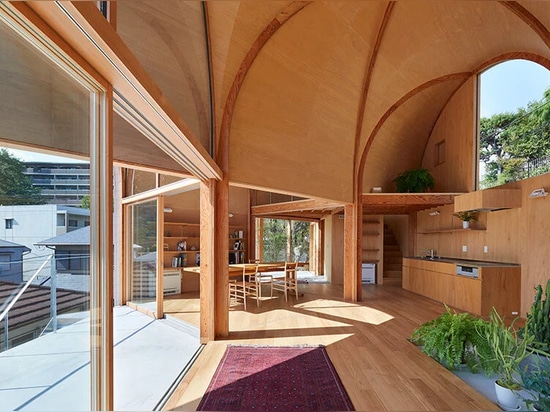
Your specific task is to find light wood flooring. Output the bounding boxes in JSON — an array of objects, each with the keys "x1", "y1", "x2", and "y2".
[{"x1": 163, "y1": 282, "x2": 498, "y2": 411}]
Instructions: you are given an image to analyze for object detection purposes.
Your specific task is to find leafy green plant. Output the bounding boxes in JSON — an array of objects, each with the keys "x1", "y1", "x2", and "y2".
[
  {"x1": 522, "y1": 279, "x2": 550, "y2": 353},
  {"x1": 410, "y1": 305, "x2": 491, "y2": 372},
  {"x1": 520, "y1": 353, "x2": 550, "y2": 411},
  {"x1": 475, "y1": 307, "x2": 534, "y2": 389},
  {"x1": 453, "y1": 211, "x2": 479, "y2": 222},
  {"x1": 393, "y1": 168, "x2": 435, "y2": 193}
]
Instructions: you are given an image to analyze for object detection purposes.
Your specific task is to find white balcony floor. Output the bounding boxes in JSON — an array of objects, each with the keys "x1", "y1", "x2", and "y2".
[{"x1": 0, "y1": 306, "x2": 201, "y2": 411}]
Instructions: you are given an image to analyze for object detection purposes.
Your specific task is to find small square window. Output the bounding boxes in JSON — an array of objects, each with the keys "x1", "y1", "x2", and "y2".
[
  {"x1": 68, "y1": 219, "x2": 78, "y2": 227},
  {"x1": 5, "y1": 219, "x2": 13, "y2": 229}
]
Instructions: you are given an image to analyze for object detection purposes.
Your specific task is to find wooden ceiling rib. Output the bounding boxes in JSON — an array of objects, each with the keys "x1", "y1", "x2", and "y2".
[{"x1": 362, "y1": 193, "x2": 459, "y2": 215}]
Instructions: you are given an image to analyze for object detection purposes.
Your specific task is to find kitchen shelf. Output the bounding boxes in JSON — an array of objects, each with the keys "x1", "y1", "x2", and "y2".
[{"x1": 419, "y1": 228, "x2": 485, "y2": 234}]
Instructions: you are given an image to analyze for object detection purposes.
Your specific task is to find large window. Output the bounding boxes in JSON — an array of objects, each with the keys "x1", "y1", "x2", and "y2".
[
  {"x1": 478, "y1": 60, "x2": 550, "y2": 188},
  {"x1": 259, "y1": 218, "x2": 311, "y2": 263},
  {"x1": 0, "y1": 3, "x2": 107, "y2": 409}
]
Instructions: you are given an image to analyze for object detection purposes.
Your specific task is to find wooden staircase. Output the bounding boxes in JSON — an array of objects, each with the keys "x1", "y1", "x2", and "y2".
[{"x1": 383, "y1": 225, "x2": 403, "y2": 286}]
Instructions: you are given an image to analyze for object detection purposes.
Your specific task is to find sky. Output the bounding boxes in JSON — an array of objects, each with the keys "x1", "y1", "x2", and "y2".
[
  {"x1": 480, "y1": 59, "x2": 550, "y2": 118},
  {"x1": 3, "y1": 59, "x2": 550, "y2": 163}
]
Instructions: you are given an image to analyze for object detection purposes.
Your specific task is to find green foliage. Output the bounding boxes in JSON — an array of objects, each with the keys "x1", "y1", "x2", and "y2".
[
  {"x1": 263, "y1": 219, "x2": 288, "y2": 262},
  {"x1": 522, "y1": 279, "x2": 550, "y2": 353},
  {"x1": 0, "y1": 149, "x2": 44, "y2": 205},
  {"x1": 453, "y1": 211, "x2": 479, "y2": 222},
  {"x1": 480, "y1": 87, "x2": 550, "y2": 189},
  {"x1": 393, "y1": 168, "x2": 435, "y2": 193},
  {"x1": 475, "y1": 307, "x2": 534, "y2": 389},
  {"x1": 291, "y1": 220, "x2": 310, "y2": 262},
  {"x1": 81, "y1": 195, "x2": 90, "y2": 209},
  {"x1": 520, "y1": 354, "x2": 550, "y2": 411},
  {"x1": 410, "y1": 305, "x2": 491, "y2": 372},
  {"x1": 262, "y1": 219, "x2": 310, "y2": 262}
]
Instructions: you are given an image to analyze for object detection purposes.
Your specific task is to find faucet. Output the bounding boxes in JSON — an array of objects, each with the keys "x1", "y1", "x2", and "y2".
[{"x1": 421, "y1": 248, "x2": 436, "y2": 259}]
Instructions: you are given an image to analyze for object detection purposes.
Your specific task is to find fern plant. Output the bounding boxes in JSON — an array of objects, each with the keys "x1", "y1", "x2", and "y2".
[{"x1": 410, "y1": 305, "x2": 490, "y2": 372}]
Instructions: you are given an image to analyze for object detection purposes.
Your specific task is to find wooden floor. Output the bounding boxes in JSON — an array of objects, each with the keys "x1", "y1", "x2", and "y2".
[{"x1": 163, "y1": 282, "x2": 498, "y2": 411}]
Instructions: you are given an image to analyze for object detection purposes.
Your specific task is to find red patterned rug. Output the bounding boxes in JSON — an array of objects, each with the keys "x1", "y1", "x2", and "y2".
[{"x1": 196, "y1": 345, "x2": 354, "y2": 411}]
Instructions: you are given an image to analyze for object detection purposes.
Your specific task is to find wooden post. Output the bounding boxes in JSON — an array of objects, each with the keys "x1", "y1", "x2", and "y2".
[
  {"x1": 214, "y1": 177, "x2": 229, "y2": 338},
  {"x1": 343, "y1": 204, "x2": 360, "y2": 301},
  {"x1": 200, "y1": 180, "x2": 216, "y2": 342},
  {"x1": 408, "y1": 212, "x2": 417, "y2": 257}
]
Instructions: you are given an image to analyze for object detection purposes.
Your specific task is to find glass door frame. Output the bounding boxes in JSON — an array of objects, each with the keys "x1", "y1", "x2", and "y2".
[{"x1": 123, "y1": 195, "x2": 165, "y2": 319}]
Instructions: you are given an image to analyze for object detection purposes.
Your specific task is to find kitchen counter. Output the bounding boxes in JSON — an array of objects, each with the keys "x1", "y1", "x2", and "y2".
[
  {"x1": 405, "y1": 256, "x2": 520, "y2": 268},
  {"x1": 402, "y1": 257, "x2": 521, "y2": 316}
]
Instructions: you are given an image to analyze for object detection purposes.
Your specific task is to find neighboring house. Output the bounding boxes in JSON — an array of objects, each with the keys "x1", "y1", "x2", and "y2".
[
  {"x1": 23, "y1": 162, "x2": 90, "y2": 207},
  {"x1": 35, "y1": 226, "x2": 90, "y2": 292},
  {"x1": 0, "y1": 239, "x2": 30, "y2": 283},
  {"x1": 0, "y1": 205, "x2": 90, "y2": 280},
  {"x1": 0, "y1": 281, "x2": 89, "y2": 351}
]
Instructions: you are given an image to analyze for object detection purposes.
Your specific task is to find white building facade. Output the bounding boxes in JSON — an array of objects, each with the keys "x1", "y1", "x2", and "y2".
[{"x1": 0, "y1": 205, "x2": 90, "y2": 280}]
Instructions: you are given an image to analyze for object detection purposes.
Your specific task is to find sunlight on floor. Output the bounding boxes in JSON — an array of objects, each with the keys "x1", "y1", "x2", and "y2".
[{"x1": 296, "y1": 299, "x2": 394, "y2": 325}]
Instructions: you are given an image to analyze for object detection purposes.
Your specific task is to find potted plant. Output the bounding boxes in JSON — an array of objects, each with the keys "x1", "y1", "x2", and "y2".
[
  {"x1": 453, "y1": 211, "x2": 479, "y2": 229},
  {"x1": 393, "y1": 168, "x2": 435, "y2": 193},
  {"x1": 410, "y1": 305, "x2": 492, "y2": 372},
  {"x1": 475, "y1": 307, "x2": 535, "y2": 410}
]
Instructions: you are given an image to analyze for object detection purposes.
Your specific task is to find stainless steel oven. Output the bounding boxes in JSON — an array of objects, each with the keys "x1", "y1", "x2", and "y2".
[{"x1": 456, "y1": 265, "x2": 479, "y2": 278}]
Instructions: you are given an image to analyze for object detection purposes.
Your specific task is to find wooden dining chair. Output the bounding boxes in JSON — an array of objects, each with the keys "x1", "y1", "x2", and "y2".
[
  {"x1": 229, "y1": 264, "x2": 260, "y2": 309},
  {"x1": 272, "y1": 262, "x2": 298, "y2": 302}
]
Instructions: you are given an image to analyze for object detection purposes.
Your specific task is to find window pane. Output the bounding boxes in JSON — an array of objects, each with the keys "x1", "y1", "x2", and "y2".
[
  {"x1": 129, "y1": 199, "x2": 158, "y2": 309},
  {"x1": 0, "y1": 16, "x2": 91, "y2": 411}
]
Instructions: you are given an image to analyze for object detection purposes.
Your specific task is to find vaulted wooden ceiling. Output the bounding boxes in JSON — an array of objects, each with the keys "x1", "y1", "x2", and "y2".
[{"x1": 113, "y1": 1, "x2": 550, "y2": 203}]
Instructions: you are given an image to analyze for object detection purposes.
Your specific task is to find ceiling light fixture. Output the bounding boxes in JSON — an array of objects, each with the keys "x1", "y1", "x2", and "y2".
[{"x1": 164, "y1": 207, "x2": 173, "y2": 213}]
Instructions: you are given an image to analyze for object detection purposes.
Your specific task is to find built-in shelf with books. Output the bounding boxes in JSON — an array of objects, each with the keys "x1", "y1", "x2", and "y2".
[
  {"x1": 163, "y1": 222, "x2": 201, "y2": 269},
  {"x1": 229, "y1": 227, "x2": 246, "y2": 264}
]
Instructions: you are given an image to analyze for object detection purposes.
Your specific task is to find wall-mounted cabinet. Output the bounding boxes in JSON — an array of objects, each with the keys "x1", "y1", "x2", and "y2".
[{"x1": 454, "y1": 189, "x2": 521, "y2": 212}]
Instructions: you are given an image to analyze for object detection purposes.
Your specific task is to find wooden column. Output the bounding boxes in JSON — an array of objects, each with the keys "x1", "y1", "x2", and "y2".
[
  {"x1": 343, "y1": 203, "x2": 360, "y2": 301},
  {"x1": 258, "y1": 218, "x2": 264, "y2": 262},
  {"x1": 200, "y1": 180, "x2": 229, "y2": 343},
  {"x1": 214, "y1": 177, "x2": 229, "y2": 338},
  {"x1": 408, "y1": 212, "x2": 417, "y2": 257}
]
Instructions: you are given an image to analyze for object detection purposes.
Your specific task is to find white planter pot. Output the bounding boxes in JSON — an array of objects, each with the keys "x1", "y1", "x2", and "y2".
[
  {"x1": 462, "y1": 220, "x2": 470, "y2": 229},
  {"x1": 495, "y1": 381, "x2": 521, "y2": 410}
]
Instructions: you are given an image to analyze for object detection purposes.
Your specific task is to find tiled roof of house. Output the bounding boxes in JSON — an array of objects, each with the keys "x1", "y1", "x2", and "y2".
[
  {"x1": 0, "y1": 281, "x2": 89, "y2": 329},
  {"x1": 35, "y1": 226, "x2": 90, "y2": 246},
  {"x1": 0, "y1": 239, "x2": 31, "y2": 252}
]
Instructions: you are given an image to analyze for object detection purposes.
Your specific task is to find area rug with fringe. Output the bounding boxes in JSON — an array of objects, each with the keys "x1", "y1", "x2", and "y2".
[{"x1": 196, "y1": 345, "x2": 354, "y2": 411}]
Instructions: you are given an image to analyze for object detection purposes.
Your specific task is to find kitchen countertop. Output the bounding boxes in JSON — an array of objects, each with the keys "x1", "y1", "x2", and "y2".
[{"x1": 404, "y1": 256, "x2": 520, "y2": 267}]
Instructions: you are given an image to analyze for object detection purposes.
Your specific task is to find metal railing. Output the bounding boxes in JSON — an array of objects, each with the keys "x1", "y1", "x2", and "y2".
[{"x1": 0, "y1": 255, "x2": 52, "y2": 351}]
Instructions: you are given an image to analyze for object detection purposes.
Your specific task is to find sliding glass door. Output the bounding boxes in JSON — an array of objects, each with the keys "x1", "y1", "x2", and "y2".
[{"x1": 127, "y1": 199, "x2": 161, "y2": 316}]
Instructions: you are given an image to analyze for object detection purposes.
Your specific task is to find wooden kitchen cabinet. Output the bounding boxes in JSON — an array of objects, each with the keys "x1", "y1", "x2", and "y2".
[{"x1": 403, "y1": 258, "x2": 520, "y2": 317}]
